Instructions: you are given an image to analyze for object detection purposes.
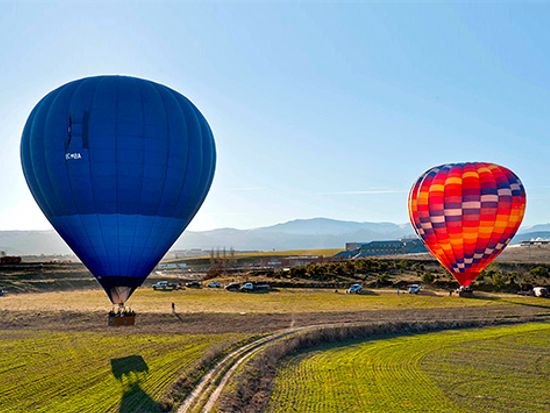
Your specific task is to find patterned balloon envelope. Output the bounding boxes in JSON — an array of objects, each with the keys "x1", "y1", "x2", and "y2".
[{"x1": 408, "y1": 162, "x2": 526, "y2": 286}]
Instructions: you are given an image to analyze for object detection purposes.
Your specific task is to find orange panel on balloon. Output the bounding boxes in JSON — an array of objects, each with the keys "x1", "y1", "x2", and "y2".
[{"x1": 408, "y1": 162, "x2": 526, "y2": 286}]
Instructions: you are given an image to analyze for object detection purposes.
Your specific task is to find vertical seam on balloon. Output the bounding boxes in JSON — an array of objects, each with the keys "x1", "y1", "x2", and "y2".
[
  {"x1": 465, "y1": 164, "x2": 481, "y2": 280},
  {"x1": 153, "y1": 84, "x2": 171, "y2": 218},
  {"x1": 145, "y1": 86, "x2": 178, "y2": 266},
  {"x1": 181, "y1": 102, "x2": 210, "y2": 226},
  {"x1": 407, "y1": 179, "x2": 419, "y2": 237},
  {"x1": 167, "y1": 89, "x2": 192, "y2": 221},
  {"x1": 500, "y1": 166, "x2": 516, "y2": 252},
  {"x1": 456, "y1": 165, "x2": 465, "y2": 276},
  {"x1": 478, "y1": 162, "x2": 498, "y2": 276},
  {"x1": 41, "y1": 84, "x2": 84, "y2": 258},
  {"x1": 174, "y1": 96, "x2": 203, "y2": 224},
  {"x1": 413, "y1": 173, "x2": 432, "y2": 250},
  {"x1": 416, "y1": 169, "x2": 449, "y2": 269},
  {"x1": 203, "y1": 121, "x2": 216, "y2": 207},
  {"x1": 443, "y1": 165, "x2": 463, "y2": 278},
  {"x1": 37, "y1": 81, "x2": 97, "y2": 271},
  {"x1": 490, "y1": 166, "x2": 508, "y2": 260},
  {"x1": 473, "y1": 162, "x2": 486, "y2": 273},
  {"x1": 125, "y1": 78, "x2": 147, "y2": 276},
  {"x1": 186, "y1": 96, "x2": 216, "y2": 225},
  {"x1": 24, "y1": 104, "x2": 50, "y2": 217},
  {"x1": 186, "y1": 107, "x2": 214, "y2": 224},
  {"x1": 511, "y1": 168, "x2": 526, "y2": 238},
  {"x1": 428, "y1": 166, "x2": 456, "y2": 274},
  {"x1": 55, "y1": 83, "x2": 81, "y2": 213},
  {"x1": 196, "y1": 111, "x2": 216, "y2": 213},
  {"x1": 87, "y1": 77, "x2": 114, "y2": 276},
  {"x1": 409, "y1": 174, "x2": 426, "y2": 242},
  {"x1": 129, "y1": 82, "x2": 157, "y2": 273},
  {"x1": 114, "y1": 79, "x2": 121, "y2": 276},
  {"x1": 24, "y1": 104, "x2": 62, "y2": 242},
  {"x1": 513, "y1": 170, "x2": 527, "y2": 237},
  {"x1": 493, "y1": 166, "x2": 521, "y2": 263},
  {"x1": 157, "y1": 90, "x2": 194, "y2": 255},
  {"x1": 28, "y1": 96, "x2": 57, "y2": 218},
  {"x1": 61, "y1": 80, "x2": 103, "y2": 270},
  {"x1": 131, "y1": 83, "x2": 171, "y2": 273}
]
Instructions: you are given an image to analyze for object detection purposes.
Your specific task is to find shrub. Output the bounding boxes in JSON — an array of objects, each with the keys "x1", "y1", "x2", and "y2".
[{"x1": 421, "y1": 272, "x2": 435, "y2": 284}]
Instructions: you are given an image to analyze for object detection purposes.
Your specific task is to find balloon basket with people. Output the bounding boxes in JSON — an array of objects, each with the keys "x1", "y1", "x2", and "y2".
[
  {"x1": 108, "y1": 305, "x2": 136, "y2": 327},
  {"x1": 456, "y1": 285, "x2": 475, "y2": 298}
]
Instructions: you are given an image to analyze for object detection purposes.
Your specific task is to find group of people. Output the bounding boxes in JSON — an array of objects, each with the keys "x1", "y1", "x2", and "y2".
[{"x1": 109, "y1": 306, "x2": 136, "y2": 317}]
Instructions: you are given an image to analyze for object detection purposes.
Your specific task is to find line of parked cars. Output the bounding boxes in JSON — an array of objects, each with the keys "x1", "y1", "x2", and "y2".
[
  {"x1": 152, "y1": 280, "x2": 271, "y2": 293},
  {"x1": 346, "y1": 283, "x2": 423, "y2": 295},
  {"x1": 225, "y1": 282, "x2": 271, "y2": 292},
  {"x1": 152, "y1": 281, "x2": 183, "y2": 290}
]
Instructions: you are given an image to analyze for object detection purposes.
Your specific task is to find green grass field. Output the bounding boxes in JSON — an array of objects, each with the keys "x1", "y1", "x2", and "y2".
[
  {"x1": 0, "y1": 330, "x2": 245, "y2": 413},
  {"x1": 267, "y1": 323, "x2": 550, "y2": 413},
  {"x1": 1, "y1": 288, "x2": 547, "y2": 314}
]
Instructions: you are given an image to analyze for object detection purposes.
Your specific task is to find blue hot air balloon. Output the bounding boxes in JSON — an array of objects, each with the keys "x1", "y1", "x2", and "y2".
[{"x1": 20, "y1": 76, "x2": 216, "y2": 305}]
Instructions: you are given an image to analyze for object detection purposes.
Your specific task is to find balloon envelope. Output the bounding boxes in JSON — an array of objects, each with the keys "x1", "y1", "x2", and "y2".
[
  {"x1": 21, "y1": 76, "x2": 216, "y2": 304},
  {"x1": 408, "y1": 162, "x2": 525, "y2": 286}
]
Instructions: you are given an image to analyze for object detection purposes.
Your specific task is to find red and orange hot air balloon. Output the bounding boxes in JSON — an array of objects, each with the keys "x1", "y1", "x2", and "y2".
[{"x1": 408, "y1": 162, "x2": 526, "y2": 287}]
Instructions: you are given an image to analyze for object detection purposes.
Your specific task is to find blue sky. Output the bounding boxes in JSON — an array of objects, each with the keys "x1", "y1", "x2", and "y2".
[{"x1": 1, "y1": 1, "x2": 550, "y2": 231}]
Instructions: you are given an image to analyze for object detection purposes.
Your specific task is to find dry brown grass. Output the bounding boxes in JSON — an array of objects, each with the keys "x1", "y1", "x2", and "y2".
[{"x1": 1, "y1": 288, "x2": 547, "y2": 315}]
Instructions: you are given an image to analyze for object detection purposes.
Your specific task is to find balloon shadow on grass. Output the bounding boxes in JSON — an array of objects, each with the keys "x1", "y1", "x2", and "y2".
[{"x1": 111, "y1": 355, "x2": 164, "y2": 413}]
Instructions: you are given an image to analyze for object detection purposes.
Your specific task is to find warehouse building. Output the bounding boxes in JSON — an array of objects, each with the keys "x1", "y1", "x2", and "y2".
[{"x1": 335, "y1": 239, "x2": 427, "y2": 259}]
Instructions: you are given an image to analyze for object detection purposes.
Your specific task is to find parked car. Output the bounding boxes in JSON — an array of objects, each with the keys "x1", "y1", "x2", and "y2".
[
  {"x1": 240, "y1": 282, "x2": 255, "y2": 292},
  {"x1": 533, "y1": 287, "x2": 549, "y2": 298},
  {"x1": 347, "y1": 283, "x2": 363, "y2": 294},
  {"x1": 207, "y1": 281, "x2": 222, "y2": 288},
  {"x1": 255, "y1": 283, "x2": 271, "y2": 292},
  {"x1": 408, "y1": 284, "x2": 421, "y2": 294},
  {"x1": 0, "y1": 289, "x2": 6, "y2": 297},
  {"x1": 185, "y1": 281, "x2": 202, "y2": 289},
  {"x1": 152, "y1": 281, "x2": 180, "y2": 291},
  {"x1": 225, "y1": 282, "x2": 241, "y2": 292}
]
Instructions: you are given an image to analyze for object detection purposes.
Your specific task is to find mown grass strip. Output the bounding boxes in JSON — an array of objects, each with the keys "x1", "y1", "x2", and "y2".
[{"x1": 266, "y1": 323, "x2": 550, "y2": 413}]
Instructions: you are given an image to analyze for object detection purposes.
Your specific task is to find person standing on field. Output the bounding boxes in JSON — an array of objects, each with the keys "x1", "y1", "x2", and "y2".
[{"x1": 171, "y1": 302, "x2": 176, "y2": 313}]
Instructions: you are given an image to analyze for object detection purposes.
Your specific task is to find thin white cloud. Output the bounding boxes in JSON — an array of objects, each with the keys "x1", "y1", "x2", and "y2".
[
  {"x1": 227, "y1": 187, "x2": 265, "y2": 192},
  {"x1": 319, "y1": 189, "x2": 406, "y2": 195}
]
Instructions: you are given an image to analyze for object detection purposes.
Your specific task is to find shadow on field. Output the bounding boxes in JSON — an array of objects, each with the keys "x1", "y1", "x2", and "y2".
[
  {"x1": 417, "y1": 291, "x2": 439, "y2": 296},
  {"x1": 119, "y1": 382, "x2": 162, "y2": 413},
  {"x1": 111, "y1": 355, "x2": 163, "y2": 413},
  {"x1": 111, "y1": 355, "x2": 149, "y2": 379},
  {"x1": 357, "y1": 289, "x2": 379, "y2": 296}
]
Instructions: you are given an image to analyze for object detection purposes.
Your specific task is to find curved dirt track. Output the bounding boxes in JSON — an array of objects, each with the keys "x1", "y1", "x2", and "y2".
[
  {"x1": 177, "y1": 327, "x2": 305, "y2": 413},
  {"x1": 177, "y1": 308, "x2": 550, "y2": 413}
]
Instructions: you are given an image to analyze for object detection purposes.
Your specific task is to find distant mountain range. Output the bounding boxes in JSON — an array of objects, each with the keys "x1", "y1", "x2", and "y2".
[
  {"x1": 172, "y1": 218, "x2": 414, "y2": 251},
  {"x1": 1, "y1": 217, "x2": 549, "y2": 256}
]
